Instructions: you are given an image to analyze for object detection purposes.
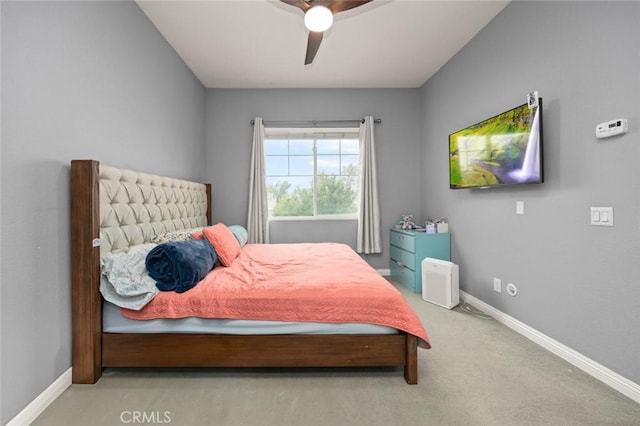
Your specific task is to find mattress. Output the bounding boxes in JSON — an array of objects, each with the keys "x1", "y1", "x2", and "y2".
[{"x1": 103, "y1": 301, "x2": 399, "y2": 335}]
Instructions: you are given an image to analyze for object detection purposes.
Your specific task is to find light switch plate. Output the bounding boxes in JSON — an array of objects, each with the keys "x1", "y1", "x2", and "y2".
[{"x1": 590, "y1": 207, "x2": 613, "y2": 226}]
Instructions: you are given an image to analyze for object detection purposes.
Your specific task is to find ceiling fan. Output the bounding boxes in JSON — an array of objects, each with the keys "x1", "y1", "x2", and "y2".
[{"x1": 280, "y1": 0, "x2": 373, "y2": 65}]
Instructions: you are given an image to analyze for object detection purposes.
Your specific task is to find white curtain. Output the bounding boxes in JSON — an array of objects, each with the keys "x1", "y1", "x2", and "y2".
[
  {"x1": 356, "y1": 116, "x2": 381, "y2": 254},
  {"x1": 247, "y1": 117, "x2": 269, "y2": 243}
]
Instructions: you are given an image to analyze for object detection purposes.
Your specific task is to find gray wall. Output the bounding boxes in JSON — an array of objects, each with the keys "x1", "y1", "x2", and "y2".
[
  {"x1": 205, "y1": 89, "x2": 423, "y2": 269},
  {"x1": 420, "y1": 1, "x2": 639, "y2": 384},
  {"x1": 2, "y1": 1, "x2": 638, "y2": 422},
  {"x1": 0, "y1": 1, "x2": 205, "y2": 422}
]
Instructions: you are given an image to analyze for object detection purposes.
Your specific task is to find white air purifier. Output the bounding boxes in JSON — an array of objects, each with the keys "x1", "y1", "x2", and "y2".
[{"x1": 421, "y1": 258, "x2": 459, "y2": 309}]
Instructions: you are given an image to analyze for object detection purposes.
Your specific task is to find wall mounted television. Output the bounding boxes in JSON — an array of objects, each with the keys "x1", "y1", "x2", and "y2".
[{"x1": 449, "y1": 99, "x2": 543, "y2": 189}]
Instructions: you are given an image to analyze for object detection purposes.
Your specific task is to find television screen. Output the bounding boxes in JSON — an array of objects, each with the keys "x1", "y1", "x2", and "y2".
[{"x1": 449, "y1": 100, "x2": 543, "y2": 189}]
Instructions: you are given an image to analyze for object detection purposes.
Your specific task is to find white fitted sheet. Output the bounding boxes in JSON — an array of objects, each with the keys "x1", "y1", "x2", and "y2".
[{"x1": 103, "y1": 302, "x2": 399, "y2": 335}]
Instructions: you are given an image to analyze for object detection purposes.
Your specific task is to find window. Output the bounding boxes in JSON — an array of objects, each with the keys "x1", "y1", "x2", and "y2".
[{"x1": 264, "y1": 128, "x2": 360, "y2": 219}]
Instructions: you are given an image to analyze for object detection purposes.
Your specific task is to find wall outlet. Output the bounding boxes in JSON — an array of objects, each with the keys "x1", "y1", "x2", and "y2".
[
  {"x1": 506, "y1": 283, "x2": 518, "y2": 296},
  {"x1": 493, "y1": 277, "x2": 502, "y2": 293}
]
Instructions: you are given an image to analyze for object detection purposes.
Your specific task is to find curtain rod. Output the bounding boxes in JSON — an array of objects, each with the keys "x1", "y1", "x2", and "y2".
[{"x1": 250, "y1": 118, "x2": 381, "y2": 126}]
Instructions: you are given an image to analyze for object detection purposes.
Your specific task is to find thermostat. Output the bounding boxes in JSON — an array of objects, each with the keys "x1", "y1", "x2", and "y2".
[{"x1": 596, "y1": 118, "x2": 628, "y2": 139}]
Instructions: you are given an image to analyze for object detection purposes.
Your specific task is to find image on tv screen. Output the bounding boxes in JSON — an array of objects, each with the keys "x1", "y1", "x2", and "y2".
[{"x1": 449, "y1": 101, "x2": 542, "y2": 189}]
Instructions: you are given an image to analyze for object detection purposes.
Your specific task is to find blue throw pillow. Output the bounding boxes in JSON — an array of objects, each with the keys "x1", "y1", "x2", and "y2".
[{"x1": 228, "y1": 225, "x2": 248, "y2": 247}]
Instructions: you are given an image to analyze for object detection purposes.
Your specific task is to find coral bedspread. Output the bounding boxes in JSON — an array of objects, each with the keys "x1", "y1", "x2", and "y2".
[{"x1": 122, "y1": 243, "x2": 430, "y2": 348}]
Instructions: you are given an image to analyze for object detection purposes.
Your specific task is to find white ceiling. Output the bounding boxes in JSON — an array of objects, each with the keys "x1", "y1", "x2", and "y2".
[{"x1": 136, "y1": 0, "x2": 510, "y2": 89}]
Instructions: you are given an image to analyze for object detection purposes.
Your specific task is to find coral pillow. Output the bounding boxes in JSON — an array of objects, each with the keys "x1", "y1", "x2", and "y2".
[{"x1": 202, "y1": 223, "x2": 242, "y2": 266}]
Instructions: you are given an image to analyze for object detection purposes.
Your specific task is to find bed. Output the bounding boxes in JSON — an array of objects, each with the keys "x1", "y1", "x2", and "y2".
[{"x1": 71, "y1": 159, "x2": 430, "y2": 385}]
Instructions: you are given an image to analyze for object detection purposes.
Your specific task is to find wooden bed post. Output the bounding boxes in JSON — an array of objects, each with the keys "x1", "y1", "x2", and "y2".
[
  {"x1": 205, "y1": 184, "x2": 212, "y2": 226},
  {"x1": 71, "y1": 160, "x2": 103, "y2": 384},
  {"x1": 404, "y1": 334, "x2": 418, "y2": 384}
]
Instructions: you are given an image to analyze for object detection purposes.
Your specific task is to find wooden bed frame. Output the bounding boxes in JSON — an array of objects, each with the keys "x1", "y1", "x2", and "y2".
[{"x1": 70, "y1": 160, "x2": 418, "y2": 385}]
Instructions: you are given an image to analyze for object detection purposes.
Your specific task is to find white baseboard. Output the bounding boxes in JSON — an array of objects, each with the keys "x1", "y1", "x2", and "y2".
[
  {"x1": 460, "y1": 291, "x2": 640, "y2": 404},
  {"x1": 7, "y1": 367, "x2": 72, "y2": 426},
  {"x1": 377, "y1": 268, "x2": 391, "y2": 276}
]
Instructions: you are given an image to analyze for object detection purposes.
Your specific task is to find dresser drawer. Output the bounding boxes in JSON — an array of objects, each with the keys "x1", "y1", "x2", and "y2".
[
  {"x1": 390, "y1": 230, "x2": 415, "y2": 252},
  {"x1": 389, "y1": 228, "x2": 451, "y2": 293},
  {"x1": 390, "y1": 259, "x2": 416, "y2": 291},
  {"x1": 390, "y1": 246, "x2": 416, "y2": 271}
]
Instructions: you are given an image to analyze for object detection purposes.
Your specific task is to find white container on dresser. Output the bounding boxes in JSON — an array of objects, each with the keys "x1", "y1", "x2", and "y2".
[{"x1": 389, "y1": 228, "x2": 451, "y2": 293}]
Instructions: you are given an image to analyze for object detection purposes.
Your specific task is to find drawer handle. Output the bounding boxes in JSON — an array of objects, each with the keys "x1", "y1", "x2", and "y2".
[{"x1": 397, "y1": 262, "x2": 405, "y2": 269}]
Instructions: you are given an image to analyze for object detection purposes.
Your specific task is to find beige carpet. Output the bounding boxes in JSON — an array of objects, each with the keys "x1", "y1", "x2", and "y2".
[{"x1": 33, "y1": 281, "x2": 640, "y2": 425}]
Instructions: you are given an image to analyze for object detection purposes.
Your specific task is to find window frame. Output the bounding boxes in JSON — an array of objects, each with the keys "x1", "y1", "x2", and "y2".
[{"x1": 264, "y1": 127, "x2": 361, "y2": 221}]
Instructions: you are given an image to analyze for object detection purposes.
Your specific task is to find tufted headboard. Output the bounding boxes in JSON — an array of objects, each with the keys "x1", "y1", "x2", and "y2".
[
  {"x1": 70, "y1": 160, "x2": 211, "y2": 382},
  {"x1": 98, "y1": 164, "x2": 209, "y2": 256}
]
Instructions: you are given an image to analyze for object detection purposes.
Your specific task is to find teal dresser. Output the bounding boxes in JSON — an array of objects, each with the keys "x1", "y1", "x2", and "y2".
[{"x1": 389, "y1": 228, "x2": 451, "y2": 293}]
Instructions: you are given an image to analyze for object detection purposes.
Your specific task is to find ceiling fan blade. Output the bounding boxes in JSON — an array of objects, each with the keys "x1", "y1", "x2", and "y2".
[
  {"x1": 305, "y1": 31, "x2": 324, "y2": 65},
  {"x1": 329, "y1": 0, "x2": 372, "y2": 14},
  {"x1": 280, "y1": 0, "x2": 312, "y2": 12}
]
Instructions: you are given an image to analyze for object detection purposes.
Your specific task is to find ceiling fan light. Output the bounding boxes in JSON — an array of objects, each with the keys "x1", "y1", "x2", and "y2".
[{"x1": 304, "y1": 6, "x2": 333, "y2": 32}]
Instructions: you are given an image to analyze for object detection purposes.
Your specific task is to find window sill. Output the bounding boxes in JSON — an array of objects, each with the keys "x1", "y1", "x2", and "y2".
[{"x1": 268, "y1": 215, "x2": 358, "y2": 222}]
